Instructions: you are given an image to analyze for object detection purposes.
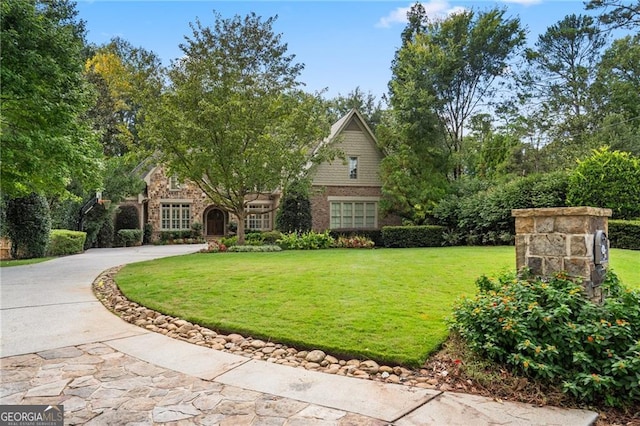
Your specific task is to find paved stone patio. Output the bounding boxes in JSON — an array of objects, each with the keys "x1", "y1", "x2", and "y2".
[{"x1": 1, "y1": 342, "x2": 383, "y2": 425}]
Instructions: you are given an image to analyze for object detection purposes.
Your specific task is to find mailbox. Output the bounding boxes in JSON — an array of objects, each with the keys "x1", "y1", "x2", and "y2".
[{"x1": 594, "y1": 230, "x2": 609, "y2": 265}]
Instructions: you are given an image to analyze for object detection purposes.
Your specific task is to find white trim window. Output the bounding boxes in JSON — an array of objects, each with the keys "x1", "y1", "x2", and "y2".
[
  {"x1": 245, "y1": 202, "x2": 272, "y2": 231},
  {"x1": 161, "y1": 203, "x2": 191, "y2": 230},
  {"x1": 330, "y1": 201, "x2": 377, "y2": 229},
  {"x1": 169, "y1": 175, "x2": 181, "y2": 191},
  {"x1": 348, "y1": 156, "x2": 358, "y2": 179}
]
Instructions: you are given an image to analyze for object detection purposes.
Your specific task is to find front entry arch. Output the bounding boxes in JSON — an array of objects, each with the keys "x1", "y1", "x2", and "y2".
[{"x1": 206, "y1": 208, "x2": 225, "y2": 236}]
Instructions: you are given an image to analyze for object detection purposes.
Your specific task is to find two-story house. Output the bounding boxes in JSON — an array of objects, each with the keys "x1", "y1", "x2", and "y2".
[{"x1": 121, "y1": 109, "x2": 401, "y2": 240}]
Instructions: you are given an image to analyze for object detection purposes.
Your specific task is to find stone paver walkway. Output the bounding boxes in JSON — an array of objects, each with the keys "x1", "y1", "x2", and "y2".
[{"x1": 2, "y1": 342, "x2": 381, "y2": 425}]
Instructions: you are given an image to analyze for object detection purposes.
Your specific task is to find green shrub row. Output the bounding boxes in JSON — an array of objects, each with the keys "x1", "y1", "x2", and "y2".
[
  {"x1": 277, "y1": 231, "x2": 334, "y2": 250},
  {"x1": 228, "y1": 245, "x2": 282, "y2": 252},
  {"x1": 451, "y1": 271, "x2": 640, "y2": 408},
  {"x1": 117, "y1": 229, "x2": 142, "y2": 247},
  {"x1": 381, "y1": 225, "x2": 445, "y2": 248},
  {"x1": 246, "y1": 230, "x2": 282, "y2": 245},
  {"x1": 609, "y1": 219, "x2": 640, "y2": 250},
  {"x1": 47, "y1": 230, "x2": 86, "y2": 256},
  {"x1": 433, "y1": 172, "x2": 569, "y2": 245}
]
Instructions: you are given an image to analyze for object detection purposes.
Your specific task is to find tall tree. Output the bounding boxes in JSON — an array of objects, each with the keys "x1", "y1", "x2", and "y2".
[
  {"x1": 143, "y1": 12, "x2": 331, "y2": 244},
  {"x1": 389, "y1": 7, "x2": 526, "y2": 180},
  {"x1": 586, "y1": 0, "x2": 640, "y2": 30},
  {"x1": 380, "y1": 5, "x2": 524, "y2": 222},
  {"x1": 523, "y1": 14, "x2": 608, "y2": 165},
  {"x1": 588, "y1": 34, "x2": 640, "y2": 155},
  {"x1": 1, "y1": 0, "x2": 102, "y2": 197},
  {"x1": 85, "y1": 38, "x2": 164, "y2": 157}
]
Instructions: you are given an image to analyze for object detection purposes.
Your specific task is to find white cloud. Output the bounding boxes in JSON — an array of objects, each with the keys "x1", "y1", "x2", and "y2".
[
  {"x1": 376, "y1": 5, "x2": 412, "y2": 28},
  {"x1": 376, "y1": 0, "x2": 467, "y2": 28}
]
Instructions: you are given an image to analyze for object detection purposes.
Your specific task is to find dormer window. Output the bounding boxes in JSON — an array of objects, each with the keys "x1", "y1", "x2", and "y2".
[
  {"x1": 169, "y1": 175, "x2": 181, "y2": 191},
  {"x1": 348, "y1": 157, "x2": 358, "y2": 179}
]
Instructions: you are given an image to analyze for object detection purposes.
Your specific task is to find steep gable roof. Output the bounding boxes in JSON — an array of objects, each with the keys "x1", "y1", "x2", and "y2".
[
  {"x1": 320, "y1": 108, "x2": 377, "y2": 152},
  {"x1": 308, "y1": 108, "x2": 379, "y2": 163}
]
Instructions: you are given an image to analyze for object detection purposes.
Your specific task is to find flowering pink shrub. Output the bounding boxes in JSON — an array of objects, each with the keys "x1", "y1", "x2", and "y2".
[
  {"x1": 333, "y1": 236, "x2": 375, "y2": 249},
  {"x1": 201, "y1": 240, "x2": 227, "y2": 253}
]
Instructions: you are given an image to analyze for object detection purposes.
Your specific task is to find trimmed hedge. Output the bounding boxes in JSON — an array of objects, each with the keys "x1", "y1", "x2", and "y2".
[
  {"x1": 609, "y1": 219, "x2": 640, "y2": 250},
  {"x1": 329, "y1": 229, "x2": 383, "y2": 247},
  {"x1": 382, "y1": 225, "x2": 445, "y2": 248},
  {"x1": 48, "y1": 230, "x2": 87, "y2": 256}
]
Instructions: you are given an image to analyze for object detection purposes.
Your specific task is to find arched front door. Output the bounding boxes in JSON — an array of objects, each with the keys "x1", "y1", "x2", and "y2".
[{"x1": 206, "y1": 209, "x2": 225, "y2": 236}]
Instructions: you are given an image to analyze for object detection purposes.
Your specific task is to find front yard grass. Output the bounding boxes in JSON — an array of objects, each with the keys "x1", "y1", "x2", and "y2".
[
  {"x1": 115, "y1": 247, "x2": 639, "y2": 366},
  {"x1": 0, "y1": 257, "x2": 54, "y2": 267}
]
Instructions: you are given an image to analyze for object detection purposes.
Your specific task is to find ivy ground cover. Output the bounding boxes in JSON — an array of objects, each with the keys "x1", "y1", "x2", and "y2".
[{"x1": 115, "y1": 247, "x2": 639, "y2": 366}]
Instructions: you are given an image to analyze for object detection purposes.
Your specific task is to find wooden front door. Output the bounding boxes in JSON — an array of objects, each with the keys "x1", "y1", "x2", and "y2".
[{"x1": 206, "y1": 209, "x2": 225, "y2": 236}]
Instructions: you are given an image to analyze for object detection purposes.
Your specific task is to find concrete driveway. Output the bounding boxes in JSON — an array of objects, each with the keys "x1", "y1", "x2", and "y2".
[{"x1": 1, "y1": 245, "x2": 206, "y2": 357}]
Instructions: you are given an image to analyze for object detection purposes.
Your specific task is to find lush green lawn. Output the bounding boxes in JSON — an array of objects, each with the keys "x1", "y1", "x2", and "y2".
[
  {"x1": 115, "y1": 247, "x2": 639, "y2": 366},
  {"x1": 0, "y1": 257, "x2": 54, "y2": 267},
  {"x1": 609, "y1": 249, "x2": 640, "y2": 289}
]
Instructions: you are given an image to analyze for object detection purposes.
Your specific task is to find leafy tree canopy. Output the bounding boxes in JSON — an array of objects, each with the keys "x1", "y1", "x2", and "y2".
[
  {"x1": 0, "y1": 0, "x2": 102, "y2": 198},
  {"x1": 586, "y1": 0, "x2": 640, "y2": 30},
  {"x1": 85, "y1": 37, "x2": 164, "y2": 157},
  {"x1": 143, "y1": 12, "x2": 332, "y2": 244},
  {"x1": 389, "y1": 7, "x2": 526, "y2": 180},
  {"x1": 380, "y1": 5, "x2": 525, "y2": 222}
]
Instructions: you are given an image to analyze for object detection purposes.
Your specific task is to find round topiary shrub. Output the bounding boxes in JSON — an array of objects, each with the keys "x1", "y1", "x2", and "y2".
[{"x1": 568, "y1": 147, "x2": 640, "y2": 219}]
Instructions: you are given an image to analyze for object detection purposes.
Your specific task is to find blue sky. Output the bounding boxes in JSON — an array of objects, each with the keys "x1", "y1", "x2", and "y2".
[{"x1": 75, "y1": 1, "x2": 595, "y2": 100}]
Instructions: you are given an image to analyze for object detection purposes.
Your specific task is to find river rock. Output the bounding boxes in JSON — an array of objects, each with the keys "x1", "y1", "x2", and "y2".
[{"x1": 305, "y1": 350, "x2": 326, "y2": 363}]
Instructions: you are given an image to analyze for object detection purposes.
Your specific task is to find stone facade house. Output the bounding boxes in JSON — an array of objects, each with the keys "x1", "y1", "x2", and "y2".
[{"x1": 121, "y1": 109, "x2": 400, "y2": 240}]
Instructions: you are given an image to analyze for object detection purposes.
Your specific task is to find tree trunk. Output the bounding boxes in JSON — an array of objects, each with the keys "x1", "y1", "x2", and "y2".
[{"x1": 236, "y1": 210, "x2": 246, "y2": 245}]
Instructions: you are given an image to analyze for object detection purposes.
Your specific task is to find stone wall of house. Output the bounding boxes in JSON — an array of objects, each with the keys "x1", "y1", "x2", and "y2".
[
  {"x1": 512, "y1": 207, "x2": 612, "y2": 302},
  {"x1": 0, "y1": 237, "x2": 12, "y2": 260},
  {"x1": 146, "y1": 167, "x2": 210, "y2": 239},
  {"x1": 309, "y1": 185, "x2": 402, "y2": 231}
]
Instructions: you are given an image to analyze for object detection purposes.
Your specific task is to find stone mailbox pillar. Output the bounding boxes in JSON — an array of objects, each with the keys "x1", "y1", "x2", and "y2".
[{"x1": 512, "y1": 207, "x2": 612, "y2": 302}]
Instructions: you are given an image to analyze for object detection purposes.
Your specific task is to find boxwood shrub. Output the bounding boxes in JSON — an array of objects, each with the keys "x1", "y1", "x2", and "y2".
[
  {"x1": 609, "y1": 219, "x2": 640, "y2": 250},
  {"x1": 382, "y1": 225, "x2": 445, "y2": 248},
  {"x1": 48, "y1": 230, "x2": 87, "y2": 256}
]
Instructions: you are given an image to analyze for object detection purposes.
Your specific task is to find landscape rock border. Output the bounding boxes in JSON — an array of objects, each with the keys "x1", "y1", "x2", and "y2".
[{"x1": 93, "y1": 266, "x2": 470, "y2": 393}]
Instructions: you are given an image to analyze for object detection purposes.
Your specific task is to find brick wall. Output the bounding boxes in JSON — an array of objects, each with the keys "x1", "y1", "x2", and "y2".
[{"x1": 310, "y1": 185, "x2": 402, "y2": 231}]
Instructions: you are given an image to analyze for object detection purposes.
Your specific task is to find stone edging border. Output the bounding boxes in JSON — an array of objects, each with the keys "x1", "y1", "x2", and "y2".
[{"x1": 93, "y1": 266, "x2": 463, "y2": 392}]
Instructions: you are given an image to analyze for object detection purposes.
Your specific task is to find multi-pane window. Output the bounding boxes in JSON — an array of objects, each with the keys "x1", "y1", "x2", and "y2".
[
  {"x1": 169, "y1": 176, "x2": 181, "y2": 191},
  {"x1": 161, "y1": 203, "x2": 191, "y2": 230},
  {"x1": 245, "y1": 203, "x2": 272, "y2": 231},
  {"x1": 348, "y1": 157, "x2": 358, "y2": 179},
  {"x1": 330, "y1": 201, "x2": 376, "y2": 229}
]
